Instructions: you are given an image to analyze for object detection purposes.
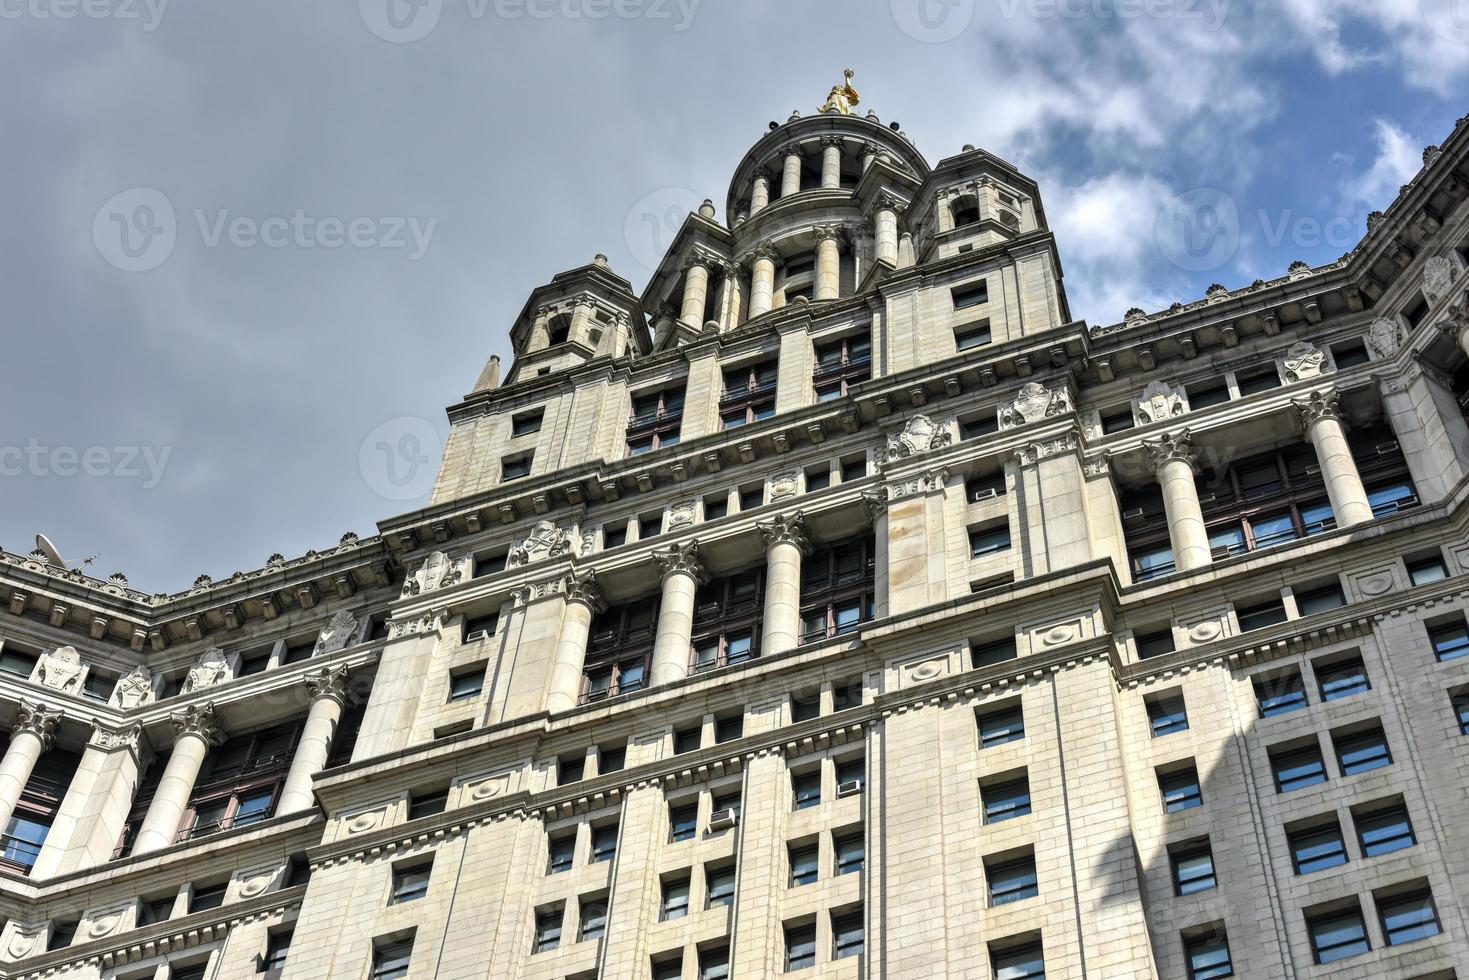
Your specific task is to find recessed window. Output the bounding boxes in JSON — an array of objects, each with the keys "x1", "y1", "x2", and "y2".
[
  {"x1": 1287, "y1": 819, "x2": 1347, "y2": 874},
  {"x1": 986, "y1": 850, "x2": 1038, "y2": 905},
  {"x1": 602, "y1": 524, "x2": 627, "y2": 550},
  {"x1": 370, "y1": 938, "x2": 414, "y2": 980},
  {"x1": 462, "y1": 612, "x2": 498, "y2": 643},
  {"x1": 1183, "y1": 927, "x2": 1233, "y2": 980},
  {"x1": 638, "y1": 513, "x2": 662, "y2": 540},
  {"x1": 833, "y1": 908, "x2": 864, "y2": 960},
  {"x1": 1314, "y1": 655, "x2": 1369, "y2": 701},
  {"x1": 448, "y1": 664, "x2": 485, "y2": 702},
  {"x1": 660, "y1": 876, "x2": 690, "y2": 921},
  {"x1": 1170, "y1": 840, "x2": 1217, "y2": 895},
  {"x1": 1333, "y1": 724, "x2": 1392, "y2": 776},
  {"x1": 389, "y1": 860, "x2": 433, "y2": 905},
  {"x1": 83, "y1": 670, "x2": 118, "y2": 702},
  {"x1": 1331, "y1": 339, "x2": 1370, "y2": 368},
  {"x1": 558, "y1": 755, "x2": 585, "y2": 785},
  {"x1": 1406, "y1": 553, "x2": 1448, "y2": 586},
  {"x1": 969, "y1": 524, "x2": 1012, "y2": 559},
  {"x1": 262, "y1": 930, "x2": 293, "y2": 973},
  {"x1": 1403, "y1": 295, "x2": 1430, "y2": 328},
  {"x1": 835, "y1": 831, "x2": 864, "y2": 875},
  {"x1": 1376, "y1": 885, "x2": 1441, "y2": 947},
  {"x1": 715, "y1": 715, "x2": 743, "y2": 744},
  {"x1": 784, "y1": 922, "x2": 817, "y2": 972},
  {"x1": 408, "y1": 789, "x2": 447, "y2": 820},
  {"x1": 237, "y1": 648, "x2": 272, "y2": 677},
  {"x1": 1306, "y1": 904, "x2": 1370, "y2": 964},
  {"x1": 1353, "y1": 798, "x2": 1416, "y2": 857},
  {"x1": 511, "y1": 410, "x2": 543, "y2": 438},
  {"x1": 792, "y1": 770, "x2": 821, "y2": 810},
  {"x1": 1100, "y1": 406, "x2": 1135, "y2": 434},
  {"x1": 598, "y1": 744, "x2": 626, "y2": 774},
  {"x1": 698, "y1": 946, "x2": 730, "y2": 980},
  {"x1": 956, "y1": 320, "x2": 992, "y2": 350},
  {"x1": 966, "y1": 472, "x2": 1007, "y2": 502},
  {"x1": 805, "y1": 466, "x2": 831, "y2": 491},
  {"x1": 674, "y1": 726, "x2": 701, "y2": 754},
  {"x1": 703, "y1": 493, "x2": 729, "y2": 520},
  {"x1": 739, "y1": 484, "x2": 764, "y2": 511},
  {"x1": 1146, "y1": 692, "x2": 1189, "y2": 737},
  {"x1": 0, "y1": 646, "x2": 39, "y2": 678},
  {"x1": 990, "y1": 939, "x2": 1044, "y2": 979},
  {"x1": 971, "y1": 636, "x2": 1017, "y2": 669},
  {"x1": 1250, "y1": 669, "x2": 1305, "y2": 717},
  {"x1": 579, "y1": 899, "x2": 607, "y2": 942},
  {"x1": 533, "y1": 905, "x2": 563, "y2": 953},
  {"x1": 832, "y1": 677, "x2": 864, "y2": 711},
  {"x1": 952, "y1": 279, "x2": 989, "y2": 310},
  {"x1": 1454, "y1": 690, "x2": 1469, "y2": 735},
  {"x1": 590, "y1": 824, "x2": 618, "y2": 863},
  {"x1": 982, "y1": 773, "x2": 1031, "y2": 824},
  {"x1": 977, "y1": 700, "x2": 1024, "y2": 749},
  {"x1": 1188, "y1": 379, "x2": 1230, "y2": 409},
  {"x1": 1430, "y1": 619, "x2": 1469, "y2": 661},
  {"x1": 188, "y1": 883, "x2": 227, "y2": 913},
  {"x1": 546, "y1": 832, "x2": 575, "y2": 874},
  {"x1": 789, "y1": 842, "x2": 819, "y2": 886},
  {"x1": 705, "y1": 864, "x2": 735, "y2": 908},
  {"x1": 1159, "y1": 763, "x2": 1202, "y2": 811},
  {"x1": 1295, "y1": 582, "x2": 1346, "y2": 616},
  {"x1": 840, "y1": 456, "x2": 867, "y2": 482},
  {"x1": 1136, "y1": 629, "x2": 1176, "y2": 660},
  {"x1": 1237, "y1": 597, "x2": 1288, "y2": 632},
  {"x1": 669, "y1": 803, "x2": 698, "y2": 843},
  {"x1": 791, "y1": 692, "x2": 820, "y2": 722},
  {"x1": 960, "y1": 412, "x2": 999, "y2": 440},
  {"x1": 1270, "y1": 742, "x2": 1327, "y2": 793},
  {"x1": 500, "y1": 454, "x2": 532, "y2": 481},
  {"x1": 1235, "y1": 365, "x2": 1281, "y2": 396}
]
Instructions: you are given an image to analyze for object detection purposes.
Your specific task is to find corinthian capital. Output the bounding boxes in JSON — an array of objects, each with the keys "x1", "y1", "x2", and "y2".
[
  {"x1": 1292, "y1": 388, "x2": 1342, "y2": 430},
  {"x1": 654, "y1": 540, "x2": 708, "y2": 584},
  {"x1": 1143, "y1": 429, "x2": 1198, "y2": 475},
  {"x1": 171, "y1": 702, "x2": 224, "y2": 746},
  {"x1": 757, "y1": 512, "x2": 812, "y2": 553},
  {"x1": 562, "y1": 567, "x2": 607, "y2": 613},
  {"x1": 812, "y1": 223, "x2": 845, "y2": 243},
  {"x1": 305, "y1": 664, "x2": 351, "y2": 707},
  {"x1": 12, "y1": 701, "x2": 61, "y2": 748}
]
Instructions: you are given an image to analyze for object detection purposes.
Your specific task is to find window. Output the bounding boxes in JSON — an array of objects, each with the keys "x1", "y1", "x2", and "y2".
[
  {"x1": 237, "y1": 648, "x2": 272, "y2": 677},
  {"x1": 721, "y1": 361, "x2": 778, "y2": 429},
  {"x1": 1235, "y1": 365, "x2": 1280, "y2": 395},
  {"x1": 1295, "y1": 583, "x2": 1346, "y2": 616},
  {"x1": 1255, "y1": 670, "x2": 1307, "y2": 716},
  {"x1": 1237, "y1": 597, "x2": 1288, "y2": 632},
  {"x1": 139, "y1": 896, "x2": 174, "y2": 925},
  {"x1": 579, "y1": 899, "x2": 607, "y2": 941},
  {"x1": 1183, "y1": 927, "x2": 1233, "y2": 980},
  {"x1": 706, "y1": 864, "x2": 735, "y2": 908},
  {"x1": 792, "y1": 770, "x2": 821, "y2": 810},
  {"x1": 991, "y1": 940, "x2": 1045, "y2": 980},
  {"x1": 1407, "y1": 554, "x2": 1448, "y2": 586},
  {"x1": 1271, "y1": 742, "x2": 1327, "y2": 792},
  {"x1": 261, "y1": 930, "x2": 293, "y2": 972},
  {"x1": 638, "y1": 513, "x2": 662, "y2": 540},
  {"x1": 501, "y1": 454, "x2": 532, "y2": 481},
  {"x1": 1354, "y1": 799, "x2": 1416, "y2": 857},
  {"x1": 602, "y1": 524, "x2": 627, "y2": 550},
  {"x1": 715, "y1": 715, "x2": 744, "y2": 744},
  {"x1": 832, "y1": 677, "x2": 863, "y2": 711},
  {"x1": 792, "y1": 692, "x2": 820, "y2": 722},
  {"x1": 1287, "y1": 819, "x2": 1347, "y2": 874},
  {"x1": 956, "y1": 320, "x2": 992, "y2": 350},
  {"x1": 835, "y1": 756, "x2": 864, "y2": 793},
  {"x1": 558, "y1": 756, "x2": 585, "y2": 785},
  {"x1": 739, "y1": 485, "x2": 763, "y2": 511},
  {"x1": 699, "y1": 946, "x2": 730, "y2": 980},
  {"x1": 977, "y1": 701, "x2": 1024, "y2": 748},
  {"x1": 833, "y1": 909, "x2": 864, "y2": 960},
  {"x1": 1307, "y1": 904, "x2": 1370, "y2": 964},
  {"x1": 952, "y1": 279, "x2": 989, "y2": 309},
  {"x1": 660, "y1": 876, "x2": 690, "y2": 921},
  {"x1": 1169, "y1": 840, "x2": 1217, "y2": 895},
  {"x1": 511, "y1": 410, "x2": 543, "y2": 437},
  {"x1": 1377, "y1": 884, "x2": 1443, "y2": 949},
  {"x1": 813, "y1": 334, "x2": 872, "y2": 401},
  {"x1": 789, "y1": 843, "x2": 819, "y2": 886},
  {"x1": 960, "y1": 412, "x2": 999, "y2": 440},
  {"x1": 674, "y1": 726, "x2": 701, "y2": 754},
  {"x1": 583, "y1": 598, "x2": 658, "y2": 703},
  {"x1": 704, "y1": 494, "x2": 728, "y2": 520},
  {"x1": 591, "y1": 824, "x2": 618, "y2": 863},
  {"x1": 805, "y1": 466, "x2": 831, "y2": 491},
  {"x1": 969, "y1": 524, "x2": 1012, "y2": 558},
  {"x1": 669, "y1": 803, "x2": 698, "y2": 843},
  {"x1": 408, "y1": 789, "x2": 447, "y2": 820},
  {"x1": 982, "y1": 774, "x2": 1031, "y2": 824},
  {"x1": 0, "y1": 647, "x2": 38, "y2": 677},
  {"x1": 627, "y1": 388, "x2": 684, "y2": 454},
  {"x1": 835, "y1": 831, "x2": 865, "y2": 875},
  {"x1": 83, "y1": 670, "x2": 117, "y2": 702},
  {"x1": 986, "y1": 851, "x2": 1038, "y2": 905},
  {"x1": 1315, "y1": 655, "x2": 1369, "y2": 701},
  {"x1": 966, "y1": 472, "x2": 1006, "y2": 502},
  {"x1": 785, "y1": 922, "x2": 816, "y2": 971},
  {"x1": 1136, "y1": 629, "x2": 1176, "y2": 660},
  {"x1": 1146, "y1": 693, "x2": 1189, "y2": 736},
  {"x1": 1100, "y1": 406, "x2": 1135, "y2": 434},
  {"x1": 840, "y1": 456, "x2": 867, "y2": 482},
  {"x1": 1334, "y1": 724, "x2": 1392, "y2": 776},
  {"x1": 533, "y1": 905, "x2": 563, "y2": 953},
  {"x1": 598, "y1": 745, "x2": 625, "y2": 774},
  {"x1": 800, "y1": 536, "x2": 876, "y2": 642},
  {"x1": 188, "y1": 883, "x2": 227, "y2": 913},
  {"x1": 1188, "y1": 379, "x2": 1230, "y2": 409},
  {"x1": 46, "y1": 921, "x2": 77, "y2": 952},
  {"x1": 473, "y1": 551, "x2": 508, "y2": 577},
  {"x1": 547, "y1": 832, "x2": 575, "y2": 874},
  {"x1": 1455, "y1": 690, "x2": 1469, "y2": 735},
  {"x1": 390, "y1": 860, "x2": 432, "y2": 905},
  {"x1": 971, "y1": 636, "x2": 1017, "y2": 669},
  {"x1": 1430, "y1": 620, "x2": 1469, "y2": 661},
  {"x1": 371, "y1": 940, "x2": 413, "y2": 980},
  {"x1": 448, "y1": 665, "x2": 485, "y2": 702},
  {"x1": 1331, "y1": 339, "x2": 1370, "y2": 368}
]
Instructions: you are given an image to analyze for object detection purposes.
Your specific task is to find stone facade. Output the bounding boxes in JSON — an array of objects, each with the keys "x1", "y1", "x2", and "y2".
[{"x1": 2, "y1": 101, "x2": 1469, "y2": 979}]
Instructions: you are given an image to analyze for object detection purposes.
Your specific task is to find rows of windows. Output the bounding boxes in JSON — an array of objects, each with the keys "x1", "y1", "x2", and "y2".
[{"x1": 1306, "y1": 883, "x2": 1443, "y2": 964}]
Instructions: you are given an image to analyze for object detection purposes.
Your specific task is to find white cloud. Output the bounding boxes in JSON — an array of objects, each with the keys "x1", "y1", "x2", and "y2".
[{"x1": 1342, "y1": 118, "x2": 1423, "y2": 207}]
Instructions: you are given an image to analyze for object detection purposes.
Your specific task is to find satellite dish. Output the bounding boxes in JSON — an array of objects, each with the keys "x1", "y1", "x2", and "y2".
[{"x1": 34, "y1": 533, "x2": 66, "y2": 568}]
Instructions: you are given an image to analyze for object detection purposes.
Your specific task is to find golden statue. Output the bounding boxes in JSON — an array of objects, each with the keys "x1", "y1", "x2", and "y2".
[{"x1": 820, "y1": 68, "x2": 860, "y2": 116}]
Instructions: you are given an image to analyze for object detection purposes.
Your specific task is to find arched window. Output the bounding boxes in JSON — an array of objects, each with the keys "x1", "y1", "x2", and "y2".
[
  {"x1": 952, "y1": 194, "x2": 981, "y2": 228},
  {"x1": 545, "y1": 313, "x2": 572, "y2": 347}
]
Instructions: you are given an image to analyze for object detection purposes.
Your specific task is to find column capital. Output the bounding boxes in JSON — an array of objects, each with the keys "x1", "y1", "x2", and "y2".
[
  {"x1": 1143, "y1": 429, "x2": 1198, "y2": 475},
  {"x1": 682, "y1": 254, "x2": 714, "y2": 274},
  {"x1": 170, "y1": 702, "x2": 224, "y2": 746},
  {"x1": 875, "y1": 190, "x2": 908, "y2": 214},
  {"x1": 304, "y1": 664, "x2": 351, "y2": 708},
  {"x1": 819, "y1": 135, "x2": 845, "y2": 149},
  {"x1": 779, "y1": 142, "x2": 804, "y2": 158},
  {"x1": 12, "y1": 701, "x2": 61, "y2": 748},
  {"x1": 562, "y1": 567, "x2": 607, "y2": 613},
  {"x1": 743, "y1": 241, "x2": 781, "y2": 266},
  {"x1": 812, "y1": 223, "x2": 845, "y2": 243},
  {"x1": 860, "y1": 490, "x2": 887, "y2": 522},
  {"x1": 751, "y1": 165, "x2": 770, "y2": 181},
  {"x1": 654, "y1": 540, "x2": 708, "y2": 584},
  {"x1": 1292, "y1": 388, "x2": 1342, "y2": 430},
  {"x1": 757, "y1": 512, "x2": 812, "y2": 553},
  {"x1": 89, "y1": 722, "x2": 146, "y2": 759}
]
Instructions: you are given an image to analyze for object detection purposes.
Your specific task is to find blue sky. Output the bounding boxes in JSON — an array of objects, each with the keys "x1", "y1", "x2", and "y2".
[{"x1": 0, "y1": 0, "x2": 1464, "y2": 590}]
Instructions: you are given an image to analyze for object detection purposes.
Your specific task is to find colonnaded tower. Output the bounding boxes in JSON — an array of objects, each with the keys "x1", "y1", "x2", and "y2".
[{"x1": 3, "y1": 79, "x2": 1469, "y2": 980}]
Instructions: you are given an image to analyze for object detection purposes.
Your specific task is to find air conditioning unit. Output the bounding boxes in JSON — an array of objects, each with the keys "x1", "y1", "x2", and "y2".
[
  {"x1": 1304, "y1": 465, "x2": 1322, "y2": 476},
  {"x1": 708, "y1": 808, "x2": 738, "y2": 831},
  {"x1": 1122, "y1": 507, "x2": 1146, "y2": 521},
  {"x1": 836, "y1": 779, "x2": 863, "y2": 798},
  {"x1": 465, "y1": 630, "x2": 491, "y2": 643},
  {"x1": 970, "y1": 488, "x2": 999, "y2": 503}
]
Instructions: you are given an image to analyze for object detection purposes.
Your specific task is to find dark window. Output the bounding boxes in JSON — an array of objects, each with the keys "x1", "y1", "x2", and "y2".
[
  {"x1": 1255, "y1": 670, "x2": 1307, "y2": 716},
  {"x1": 511, "y1": 410, "x2": 543, "y2": 437},
  {"x1": 281, "y1": 638, "x2": 315, "y2": 665},
  {"x1": 408, "y1": 789, "x2": 447, "y2": 821},
  {"x1": 501, "y1": 454, "x2": 532, "y2": 481},
  {"x1": 969, "y1": 525, "x2": 1012, "y2": 558},
  {"x1": 46, "y1": 921, "x2": 78, "y2": 952},
  {"x1": 1288, "y1": 820, "x2": 1347, "y2": 874},
  {"x1": 1430, "y1": 620, "x2": 1469, "y2": 661},
  {"x1": 978, "y1": 702, "x2": 1024, "y2": 748},
  {"x1": 1296, "y1": 583, "x2": 1346, "y2": 616},
  {"x1": 705, "y1": 865, "x2": 735, "y2": 908},
  {"x1": 1146, "y1": 693, "x2": 1189, "y2": 737},
  {"x1": 1183, "y1": 928, "x2": 1233, "y2": 980},
  {"x1": 591, "y1": 824, "x2": 617, "y2": 863},
  {"x1": 669, "y1": 803, "x2": 698, "y2": 843},
  {"x1": 833, "y1": 909, "x2": 864, "y2": 960},
  {"x1": 791, "y1": 692, "x2": 821, "y2": 722},
  {"x1": 1271, "y1": 743, "x2": 1327, "y2": 793},
  {"x1": 82, "y1": 670, "x2": 117, "y2": 702},
  {"x1": 1377, "y1": 886, "x2": 1441, "y2": 946},
  {"x1": 583, "y1": 598, "x2": 657, "y2": 703},
  {"x1": 1407, "y1": 554, "x2": 1448, "y2": 586},
  {"x1": 966, "y1": 472, "x2": 1007, "y2": 502},
  {"x1": 463, "y1": 612, "x2": 498, "y2": 642},
  {"x1": 175, "y1": 723, "x2": 298, "y2": 843},
  {"x1": 991, "y1": 940, "x2": 1045, "y2": 979},
  {"x1": 0, "y1": 647, "x2": 38, "y2": 677},
  {"x1": 835, "y1": 756, "x2": 864, "y2": 792},
  {"x1": 237, "y1": 649, "x2": 272, "y2": 677},
  {"x1": 832, "y1": 677, "x2": 863, "y2": 711},
  {"x1": 840, "y1": 457, "x2": 867, "y2": 482},
  {"x1": 602, "y1": 525, "x2": 627, "y2": 550},
  {"x1": 1404, "y1": 296, "x2": 1430, "y2": 328},
  {"x1": 835, "y1": 832, "x2": 865, "y2": 875},
  {"x1": 971, "y1": 636, "x2": 1017, "y2": 669},
  {"x1": 698, "y1": 946, "x2": 730, "y2": 980},
  {"x1": 1188, "y1": 379, "x2": 1231, "y2": 409},
  {"x1": 813, "y1": 334, "x2": 872, "y2": 401},
  {"x1": 474, "y1": 551, "x2": 508, "y2": 577},
  {"x1": 805, "y1": 467, "x2": 831, "y2": 490},
  {"x1": 262, "y1": 930, "x2": 293, "y2": 972},
  {"x1": 598, "y1": 745, "x2": 625, "y2": 774},
  {"x1": 986, "y1": 852, "x2": 1038, "y2": 905},
  {"x1": 1136, "y1": 630, "x2": 1176, "y2": 660},
  {"x1": 790, "y1": 843, "x2": 819, "y2": 886},
  {"x1": 1354, "y1": 799, "x2": 1416, "y2": 857},
  {"x1": 579, "y1": 899, "x2": 607, "y2": 941},
  {"x1": 547, "y1": 833, "x2": 575, "y2": 874},
  {"x1": 739, "y1": 485, "x2": 763, "y2": 511},
  {"x1": 982, "y1": 775, "x2": 1031, "y2": 824},
  {"x1": 1235, "y1": 366, "x2": 1281, "y2": 395},
  {"x1": 792, "y1": 770, "x2": 821, "y2": 810},
  {"x1": 1170, "y1": 841, "x2": 1217, "y2": 895},
  {"x1": 956, "y1": 320, "x2": 992, "y2": 350},
  {"x1": 170, "y1": 965, "x2": 206, "y2": 980},
  {"x1": 1237, "y1": 598, "x2": 1288, "y2": 632},
  {"x1": 448, "y1": 666, "x2": 485, "y2": 702},
  {"x1": 1315, "y1": 656, "x2": 1369, "y2": 701},
  {"x1": 1100, "y1": 406, "x2": 1135, "y2": 434},
  {"x1": 952, "y1": 280, "x2": 989, "y2": 309},
  {"x1": 627, "y1": 388, "x2": 684, "y2": 454},
  {"x1": 721, "y1": 361, "x2": 778, "y2": 429},
  {"x1": 674, "y1": 727, "x2": 701, "y2": 754},
  {"x1": 139, "y1": 896, "x2": 174, "y2": 925},
  {"x1": 639, "y1": 513, "x2": 662, "y2": 539},
  {"x1": 371, "y1": 939, "x2": 413, "y2": 980},
  {"x1": 533, "y1": 906, "x2": 562, "y2": 953},
  {"x1": 1307, "y1": 905, "x2": 1370, "y2": 963},
  {"x1": 558, "y1": 756, "x2": 585, "y2": 785},
  {"x1": 1455, "y1": 690, "x2": 1469, "y2": 735},
  {"x1": 189, "y1": 883, "x2": 227, "y2": 913},
  {"x1": 704, "y1": 494, "x2": 729, "y2": 520},
  {"x1": 390, "y1": 861, "x2": 432, "y2": 904},
  {"x1": 1334, "y1": 725, "x2": 1392, "y2": 776},
  {"x1": 800, "y1": 536, "x2": 876, "y2": 643},
  {"x1": 693, "y1": 568, "x2": 765, "y2": 674},
  {"x1": 960, "y1": 412, "x2": 999, "y2": 440},
  {"x1": 660, "y1": 876, "x2": 690, "y2": 921}
]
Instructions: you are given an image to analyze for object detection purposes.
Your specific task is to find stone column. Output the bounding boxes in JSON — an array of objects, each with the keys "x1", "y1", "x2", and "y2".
[
  {"x1": 814, "y1": 226, "x2": 842, "y2": 301},
  {"x1": 1294, "y1": 388, "x2": 1374, "y2": 528},
  {"x1": 820, "y1": 136, "x2": 843, "y2": 188},
  {"x1": 650, "y1": 542, "x2": 707, "y2": 687},
  {"x1": 750, "y1": 168, "x2": 770, "y2": 214},
  {"x1": 758, "y1": 513, "x2": 810, "y2": 657},
  {"x1": 863, "y1": 492, "x2": 890, "y2": 619},
  {"x1": 715, "y1": 261, "x2": 744, "y2": 332},
  {"x1": 679, "y1": 259, "x2": 710, "y2": 330},
  {"x1": 276, "y1": 666, "x2": 350, "y2": 816},
  {"x1": 545, "y1": 568, "x2": 606, "y2": 715},
  {"x1": 1443, "y1": 313, "x2": 1469, "y2": 359},
  {"x1": 0, "y1": 702, "x2": 61, "y2": 839},
  {"x1": 132, "y1": 704, "x2": 222, "y2": 855},
  {"x1": 937, "y1": 193, "x2": 955, "y2": 233},
  {"x1": 1144, "y1": 430, "x2": 1212, "y2": 572},
  {"x1": 747, "y1": 245, "x2": 778, "y2": 319},
  {"x1": 897, "y1": 232, "x2": 915, "y2": 269},
  {"x1": 861, "y1": 142, "x2": 878, "y2": 172},
  {"x1": 780, "y1": 145, "x2": 803, "y2": 198},
  {"x1": 30, "y1": 723, "x2": 147, "y2": 878},
  {"x1": 874, "y1": 195, "x2": 901, "y2": 266},
  {"x1": 650, "y1": 305, "x2": 678, "y2": 350}
]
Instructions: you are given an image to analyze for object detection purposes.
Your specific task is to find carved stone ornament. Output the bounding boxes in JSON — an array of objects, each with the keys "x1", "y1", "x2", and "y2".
[
  {"x1": 84, "y1": 902, "x2": 134, "y2": 940},
  {"x1": 3, "y1": 923, "x2": 45, "y2": 961},
  {"x1": 562, "y1": 567, "x2": 607, "y2": 612},
  {"x1": 386, "y1": 608, "x2": 449, "y2": 639},
  {"x1": 860, "y1": 490, "x2": 887, "y2": 522},
  {"x1": 654, "y1": 540, "x2": 707, "y2": 583},
  {"x1": 313, "y1": 609, "x2": 360, "y2": 656},
  {"x1": 1000, "y1": 383, "x2": 1072, "y2": 429},
  {"x1": 1423, "y1": 256, "x2": 1457, "y2": 307},
  {"x1": 31, "y1": 645, "x2": 84, "y2": 695},
  {"x1": 1292, "y1": 388, "x2": 1342, "y2": 430},
  {"x1": 1365, "y1": 317, "x2": 1402, "y2": 359},
  {"x1": 182, "y1": 647, "x2": 233, "y2": 694},
  {"x1": 12, "y1": 701, "x2": 61, "y2": 747},
  {"x1": 757, "y1": 512, "x2": 812, "y2": 553},
  {"x1": 1143, "y1": 429, "x2": 1198, "y2": 474},
  {"x1": 305, "y1": 664, "x2": 351, "y2": 706},
  {"x1": 769, "y1": 471, "x2": 801, "y2": 502},
  {"x1": 667, "y1": 501, "x2": 697, "y2": 531},
  {"x1": 886, "y1": 467, "x2": 950, "y2": 498},
  {"x1": 1135, "y1": 380, "x2": 1187, "y2": 423},
  {"x1": 89, "y1": 723, "x2": 143, "y2": 753},
  {"x1": 885, "y1": 414, "x2": 952, "y2": 461},
  {"x1": 1014, "y1": 436, "x2": 1079, "y2": 467},
  {"x1": 507, "y1": 521, "x2": 575, "y2": 567},
  {"x1": 402, "y1": 550, "x2": 465, "y2": 596},
  {"x1": 110, "y1": 666, "x2": 156, "y2": 709},
  {"x1": 171, "y1": 702, "x2": 224, "y2": 745},
  {"x1": 1282, "y1": 341, "x2": 1329, "y2": 383}
]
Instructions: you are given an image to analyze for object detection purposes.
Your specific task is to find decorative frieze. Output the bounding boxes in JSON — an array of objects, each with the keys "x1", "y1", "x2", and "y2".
[
  {"x1": 884, "y1": 414, "x2": 951, "y2": 461},
  {"x1": 313, "y1": 609, "x2": 361, "y2": 656},
  {"x1": 507, "y1": 521, "x2": 578, "y2": 567},
  {"x1": 1135, "y1": 379, "x2": 1187, "y2": 423},
  {"x1": 1000, "y1": 382, "x2": 1072, "y2": 429}
]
